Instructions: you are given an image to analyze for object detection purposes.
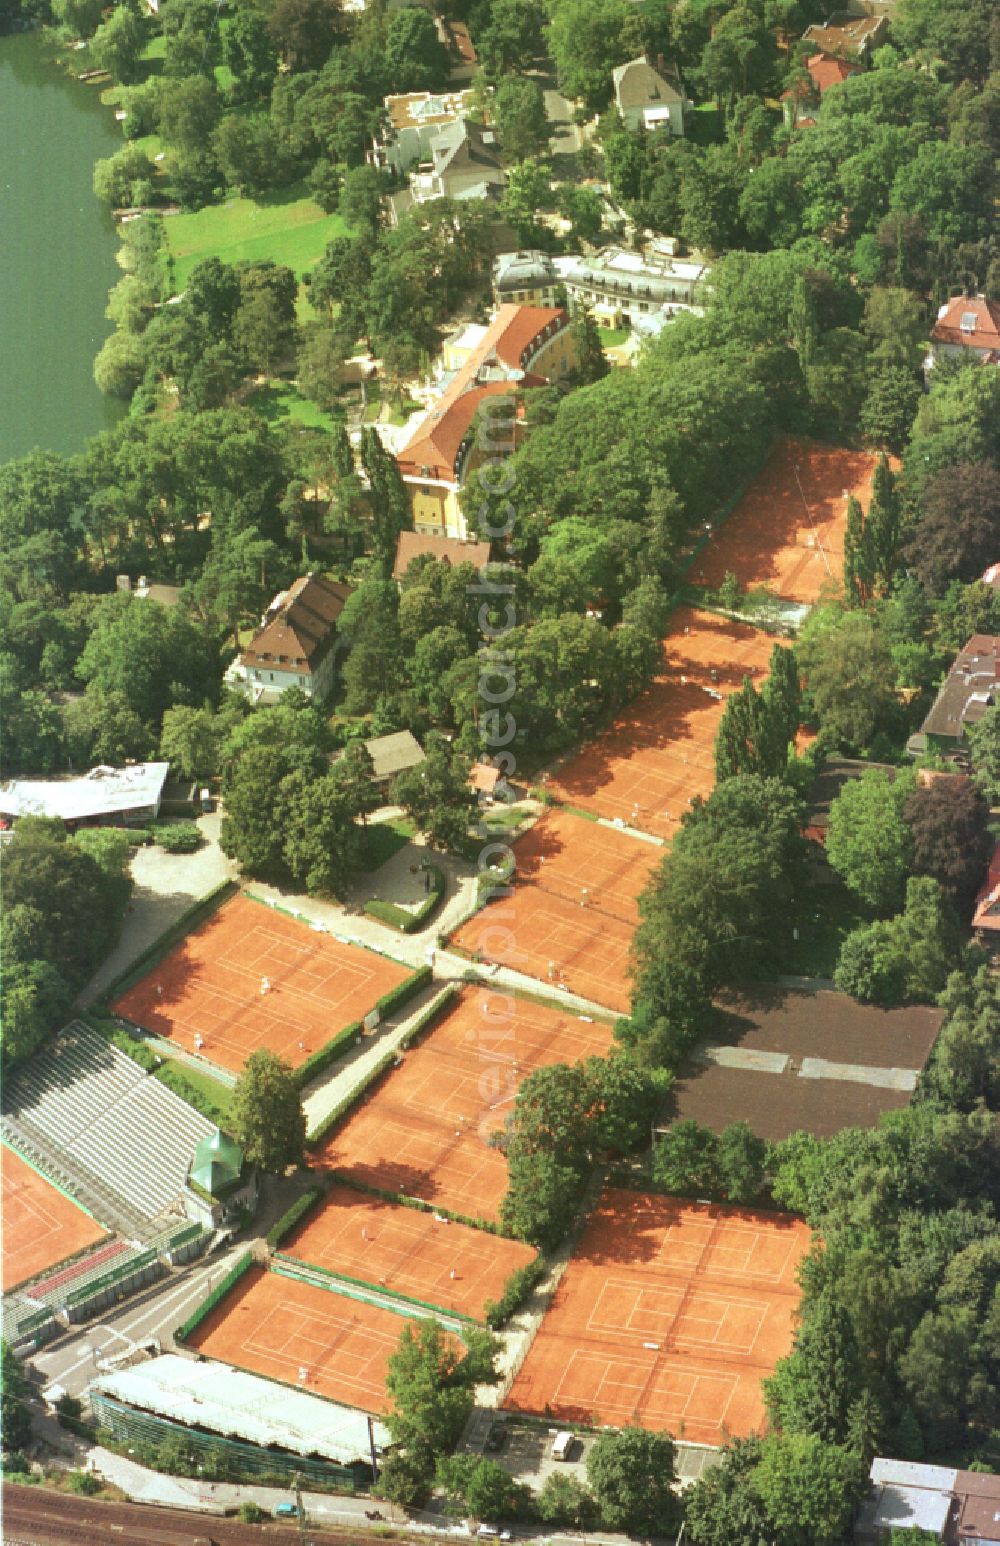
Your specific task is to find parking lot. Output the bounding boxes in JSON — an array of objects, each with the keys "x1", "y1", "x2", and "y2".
[{"x1": 462, "y1": 1414, "x2": 719, "y2": 1494}]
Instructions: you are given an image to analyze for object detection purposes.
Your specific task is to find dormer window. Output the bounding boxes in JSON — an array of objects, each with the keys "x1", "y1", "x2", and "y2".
[{"x1": 960, "y1": 311, "x2": 977, "y2": 333}]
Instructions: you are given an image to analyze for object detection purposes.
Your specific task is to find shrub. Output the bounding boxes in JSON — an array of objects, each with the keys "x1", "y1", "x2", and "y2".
[
  {"x1": 265, "y1": 1186, "x2": 324, "y2": 1250},
  {"x1": 376, "y1": 966, "x2": 432, "y2": 1017},
  {"x1": 292, "y1": 1021, "x2": 361, "y2": 1091},
  {"x1": 484, "y1": 1257, "x2": 546, "y2": 1329},
  {"x1": 239, "y1": 1500, "x2": 267, "y2": 1523},
  {"x1": 155, "y1": 821, "x2": 203, "y2": 854},
  {"x1": 68, "y1": 1470, "x2": 100, "y2": 1495}
]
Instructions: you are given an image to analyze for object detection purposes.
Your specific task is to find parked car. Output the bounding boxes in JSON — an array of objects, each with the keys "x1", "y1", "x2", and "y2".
[
  {"x1": 551, "y1": 1430, "x2": 576, "y2": 1461},
  {"x1": 484, "y1": 1418, "x2": 508, "y2": 1451},
  {"x1": 275, "y1": 1501, "x2": 300, "y2": 1517}
]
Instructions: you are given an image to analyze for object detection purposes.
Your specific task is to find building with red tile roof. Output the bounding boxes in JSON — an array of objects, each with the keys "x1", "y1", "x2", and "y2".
[
  {"x1": 781, "y1": 51, "x2": 861, "y2": 126},
  {"x1": 973, "y1": 842, "x2": 1000, "y2": 943},
  {"x1": 928, "y1": 294, "x2": 1000, "y2": 369},
  {"x1": 226, "y1": 574, "x2": 353, "y2": 704},
  {"x1": 394, "y1": 305, "x2": 575, "y2": 539},
  {"x1": 392, "y1": 531, "x2": 493, "y2": 582}
]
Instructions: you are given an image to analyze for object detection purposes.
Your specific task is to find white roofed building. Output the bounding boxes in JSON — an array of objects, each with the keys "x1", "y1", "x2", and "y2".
[
  {"x1": 492, "y1": 247, "x2": 709, "y2": 331},
  {"x1": 370, "y1": 87, "x2": 480, "y2": 175},
  {"x1": 88, "y1": 1354, "x2": 389, "y2": 1490},
  {"x1": 0, "y1": 762, "x2": 170, "y2": 829}
]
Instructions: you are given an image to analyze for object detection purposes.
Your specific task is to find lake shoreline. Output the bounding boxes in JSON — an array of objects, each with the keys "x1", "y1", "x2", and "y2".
[{"x1": 0, "y1": 29, "x2": 127, "y2": 461}]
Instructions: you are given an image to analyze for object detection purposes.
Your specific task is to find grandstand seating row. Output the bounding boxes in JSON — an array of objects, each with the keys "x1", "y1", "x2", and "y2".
[{"x1": 3, "y1": 1022, "x2": 214, "y2": 1226}]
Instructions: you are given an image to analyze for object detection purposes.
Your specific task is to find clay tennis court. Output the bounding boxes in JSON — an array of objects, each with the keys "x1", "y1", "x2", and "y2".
[
  {"x1": 506, "y1": 1189, "x2": 809, "y2": 1445},
  {"x1": 696, "y1": 437, "x2": 882, "y2": 606},
  {"x1": 284, "y1": 1184, "x2": 537, "y2": 1321},
  {"x1": 316, "y1": 985, "x2": 613, "y2": 1220},
  {"x1": 452, "y1": 810, "x2": 662, "y2": 1011},
  {"x1": 189, "y1": 1263, "x2": 432, "y2": 1414},
  {"x1": 548, "y1": 608, "x2": 781, "y2": 841},
  {"x1": 2, "y1": 1144, "x2": 106, "y2": 1291},
  {"x1": 505, "y1": 809, "x2": 661, "y2": 927},
  {"x1": 112, "y1": 896, "x2": 414, "y2": 1076}
]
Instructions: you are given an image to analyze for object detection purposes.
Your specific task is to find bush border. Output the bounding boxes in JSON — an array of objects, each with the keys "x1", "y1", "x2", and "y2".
[
  {"x1": 100, "y1": 880, "x2": 238, "y2": 1004},
  {"x1": 483, "y1": 1256, "x2": 546, "y2": 1330},
  {"x1": 174, "y1": 1249, "x2": 254, "y2": 1343},
  {"x1": 273, "y1": 1251, "x2": 479, "y2": 1326},
  {"x1": 265, "y1": 1186, "x2": 325, "y2": 1250},
  {"x1": 304, "y1": 983, "x2": 457, "y2": 1144},
  {"x1": 363, "y1": 865, "x2": 446, "y2": 934}
]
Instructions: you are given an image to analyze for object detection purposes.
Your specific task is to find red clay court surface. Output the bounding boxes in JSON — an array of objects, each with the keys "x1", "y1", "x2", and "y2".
[
  {"x1": 316, "y1": 985, "x2": 613, "y2": 1222},
  {"x1": 188, "y1": 1263, "x2": 421, "y2": 1415},
  {"x1": 506, "y1": 1189, "x2": 810, "y2": 1445},
  {"x1": 284, "y1": 1184, "x2": 536, "y2": 1321},
  {"x1": 112, "y1": 896, "x2": 414, "y2": 1076},
  {"x1": 452, "y1": 810, "x2": 661, "y2": 1012},
  {"x1": 696, "y1": 437, "x2": 882, "y2": 606},
  {"x1": 549, "y1": 608, "x2": 781, "y2": 842},
  {"x1": 2, "y1": 1144, "x2": 106, "y2": 1291}
]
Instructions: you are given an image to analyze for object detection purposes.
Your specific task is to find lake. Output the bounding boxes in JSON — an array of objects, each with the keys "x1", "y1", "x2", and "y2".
[{"x1": 0, "y1": 29, "x2": 126, "y2": 464}]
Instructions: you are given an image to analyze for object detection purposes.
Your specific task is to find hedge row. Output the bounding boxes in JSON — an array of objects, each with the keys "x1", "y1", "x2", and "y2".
[
  {"x1": 399, "y1": 984, "x2": 458, "y2": 1047},
  {"x1": 364, "y1": 898, "x2": 414, "y2": 930},
  {"x1": 265, "y1": 1186, "x2": 325, "y2": 1250},
  {"x1": 100, "y1": 879, "x2": 238, "y2": 1004},
  {"x1": 321, "y1": 1170, "x2": 503, "y2": 1237},
  {"x1": 306, "y1": 1050, "x2": 398, "y2": 1147},
  {"x1": 364, "y1": 866, "x2": 446, "y2": 932},
  {"x1": 304, "y1": 985, "x2": 455, "y2": 1144},
  {"x1": 274, "y1": 1251, "x2": 478, "y2": 1325},
  {"x1": 376, "y1": 965, "x2": 432, "y2": 1017},
  {"x1": 174, "y1": 1250, "x2": 254, "y2": 1343},
  {"x1": 483, "y1": 1256, "x2": 547, "y2": 1330},
  {"x1": 293, "y1": 1020, "x2": 362, "y2": 1091}
]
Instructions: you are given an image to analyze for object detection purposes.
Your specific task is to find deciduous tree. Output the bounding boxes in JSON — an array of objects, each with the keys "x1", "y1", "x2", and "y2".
[
  {"x1": 493, "y1": 75, "x2": 549, "y2": 162},
  {"x1": 391, "y1": 739, "x2": 476, "y2": 853},
  {"x1": 825, "y1": 768, "x2": 913, "y2": 914},
  {"x1": 586, "y1": 1427, "x2": 680, "y2": 1537},
  {"x1": 231, "y1": 1049, "x2": 306, "y2": 1171},
  {"x1": 903, "y1": 774, "x2": 992, "y2": 916}
]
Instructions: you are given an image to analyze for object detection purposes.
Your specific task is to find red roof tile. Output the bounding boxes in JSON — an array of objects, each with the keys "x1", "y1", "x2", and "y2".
[
  {"x1": 240, "y1": 574, "x2": 352, "y2": 670},
  {"x1": 393, "y1": 531, "x2": 493, "y2": 579},
  {"x1": 396, "y1": 305, "x2": 568, "y2": 484},
  {"x1": 806, "y1": 50, "x2": 861, "y2": 90},
  {"x1": 973, "y1": 841, "x2": 1000, "y2": 934},
  {"x1": 931, "y1": 294, "x2": 1000, "y2": 353}
]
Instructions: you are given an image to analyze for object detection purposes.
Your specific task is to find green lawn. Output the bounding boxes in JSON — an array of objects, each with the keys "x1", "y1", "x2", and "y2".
[
  {"x1": 364, "y1": 820, "x2": 417, "y2": 872},
  {"x1": 155, "y1": 1059, "x2": 232, "y2": 1129},
  {"x1": 246, "y1": 379, "x2": 339, "y2": 432},
  {"x1": 164, "y1": 186, "x2": 350, "y2": 292},
  {"x1": 598, "y1": 326, "x2": 630, "y2": 348}
]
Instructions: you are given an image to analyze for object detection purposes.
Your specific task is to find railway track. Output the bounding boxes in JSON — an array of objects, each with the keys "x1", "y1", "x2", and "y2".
[{"x1": 2, "y1": 1484, "x2": 415, "y2": 1546}]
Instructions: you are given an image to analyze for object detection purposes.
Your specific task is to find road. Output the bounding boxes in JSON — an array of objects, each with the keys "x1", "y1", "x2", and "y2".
[
  {"x1": 29, "y1": 1243, "x2": 244, "y2": 1398},
  {"x1": 540, "y1": 79, "x2": 583, "y2": 162}
]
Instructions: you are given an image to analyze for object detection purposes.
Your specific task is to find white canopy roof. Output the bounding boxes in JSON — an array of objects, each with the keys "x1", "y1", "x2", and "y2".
[
  {"x1": 0, "y1": 763, "x2": 170, "y2": 822},
  {"x1": 90, "y1": 1355, "x2": 390, "y2": 1463}
]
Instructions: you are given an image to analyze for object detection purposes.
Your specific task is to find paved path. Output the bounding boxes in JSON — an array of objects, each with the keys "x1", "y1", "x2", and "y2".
[
  {"x1": 85, "y1": 1446, "x2": 636, "y2": 1544},
  {"x1": 301, "y1": 982, "x2": 454, "y2": 1136},
  {"x1": 29, "y1": 1242, "x2": 247, "y2": 1399},
  {"x1": 78, "y1": 813, "x2": 236, "y2": 1008}
]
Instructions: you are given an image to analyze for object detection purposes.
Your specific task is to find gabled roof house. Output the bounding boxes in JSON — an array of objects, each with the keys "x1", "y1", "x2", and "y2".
[{"x1": 226, "y1": 574, "x2": 353, "y2": 705}]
